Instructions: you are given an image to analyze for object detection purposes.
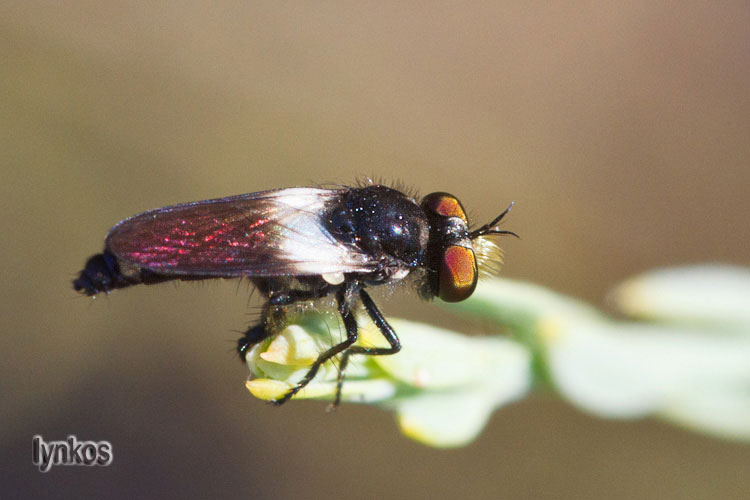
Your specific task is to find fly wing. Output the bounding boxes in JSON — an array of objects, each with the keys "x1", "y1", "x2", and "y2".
[{"x1": 105, "y1": 188, "x2": 376, "y2": 277}]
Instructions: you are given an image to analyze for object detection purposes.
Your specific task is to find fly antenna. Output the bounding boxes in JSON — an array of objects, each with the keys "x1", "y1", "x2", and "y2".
[{"x1": 469, "y1": 202, "x2": 519, "y2": 239}]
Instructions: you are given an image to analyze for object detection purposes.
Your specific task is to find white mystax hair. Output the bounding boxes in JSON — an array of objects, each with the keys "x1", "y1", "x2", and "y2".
[{"x1": 474, "y1": 234, "x2": 505, "y2": 279}]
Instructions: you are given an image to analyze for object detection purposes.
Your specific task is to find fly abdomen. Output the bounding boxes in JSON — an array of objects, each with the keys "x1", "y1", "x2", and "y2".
[
  {"x1": 73, "y1": 250, "x2": 133, "y2": 295},
  {"x1": 73, "y1": 249, "x2": 172, "y2": 296}
]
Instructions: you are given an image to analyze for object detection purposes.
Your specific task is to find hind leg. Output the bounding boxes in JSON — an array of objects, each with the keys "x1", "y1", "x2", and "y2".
[
  {"x1": 237, "y1": 323, "x2": 269, "y2": 360},
  {"x1": 237, "y1": 285, "x2": 333, "y2": 361},
  {"x1": 237, "y1": 302, "x2": 281, "y2": 361}
]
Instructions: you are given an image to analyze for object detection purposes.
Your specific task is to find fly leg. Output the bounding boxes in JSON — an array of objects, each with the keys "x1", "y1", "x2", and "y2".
[
  {"x1": 237, "y1": 285, "x2": 332, "y2": 361},
  {"x1": 271, "y1": 281, "x2": 360, "y2": 406},
  {"x1": 267, "y1": 285, "x2": 331, "y2": 306},
  {"x1": 331, "y1": 288, "x2": 401, "y2": 408},
  {"x1": 237, "y1": 324, "x2": 268, "y2": 361}
]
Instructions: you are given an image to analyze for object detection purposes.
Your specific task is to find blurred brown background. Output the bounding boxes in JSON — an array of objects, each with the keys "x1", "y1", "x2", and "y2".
[{"x1": 2, "y1": 2, "x2": 749, "y2": 498}]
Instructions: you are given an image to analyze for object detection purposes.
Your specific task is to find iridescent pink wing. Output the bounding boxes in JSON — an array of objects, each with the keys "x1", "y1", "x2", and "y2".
[{"x1": 105, "y1": 188, "x2": 377, "y2": 277}]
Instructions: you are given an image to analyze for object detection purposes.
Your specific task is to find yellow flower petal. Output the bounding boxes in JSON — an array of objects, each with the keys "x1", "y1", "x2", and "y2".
[
  {"x1": 260, "y1": 324, "x2": 321, "y2": 366},
  {"x1": 245, "y1": 379, "x2": 291, "y2": 401}
]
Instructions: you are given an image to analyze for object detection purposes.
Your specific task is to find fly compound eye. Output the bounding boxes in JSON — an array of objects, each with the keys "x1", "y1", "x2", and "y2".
[
  {"x1": 421, "y1": 192, "x2": 469, "y2": 224},
  {"x1": 438, "y1": 245, "x2": 478, "y2": 302},
  {"x1": 421, "y1": 192, "x2": 477, "y2": 301}
]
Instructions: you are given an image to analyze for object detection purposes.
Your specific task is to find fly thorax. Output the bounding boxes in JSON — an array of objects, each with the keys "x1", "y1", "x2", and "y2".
[{"x1": 326, "y1": 185, "x2": 429, "y2": 274}]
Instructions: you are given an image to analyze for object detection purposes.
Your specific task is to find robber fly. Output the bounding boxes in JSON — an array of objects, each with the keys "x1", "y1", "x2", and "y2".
[{"x1": 73, "y1": 183, "x2": 516, "y2": 406}]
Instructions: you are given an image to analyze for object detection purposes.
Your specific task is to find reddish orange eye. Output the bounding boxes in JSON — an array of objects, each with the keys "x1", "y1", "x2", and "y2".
[
  {"x1": 422, "y1": 193, "x2": 469, "y2": 224},
  {"x1": 439, "y1": 245, "x2": 477, "y2": 302}
]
